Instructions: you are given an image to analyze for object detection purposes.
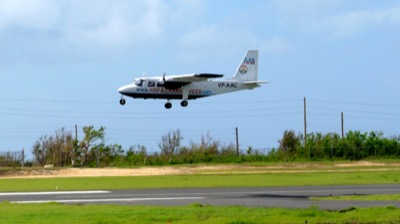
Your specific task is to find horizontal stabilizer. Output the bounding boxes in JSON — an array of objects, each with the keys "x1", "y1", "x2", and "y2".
[{"x1": 244, "y1": 81, "x2": 268, "y2": 85}]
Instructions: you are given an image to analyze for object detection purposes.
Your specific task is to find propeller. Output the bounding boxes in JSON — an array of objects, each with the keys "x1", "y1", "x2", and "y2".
[{"x1": 163, "y1": 71, "x2": 166, "y2": 82}]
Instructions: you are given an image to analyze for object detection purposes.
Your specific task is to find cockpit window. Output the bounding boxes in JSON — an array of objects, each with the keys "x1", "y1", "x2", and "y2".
[{"x1": 135, "y1": 79, "x2": 143, "y2": 86}]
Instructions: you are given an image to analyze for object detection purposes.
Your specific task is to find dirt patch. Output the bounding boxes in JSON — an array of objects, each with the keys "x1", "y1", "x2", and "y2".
[
  {"x1": 1, "y1": 162, "x2": 399, "y2": 179},
  {"x1": 334, "y1": 161, "x2": 388, "y2": 167},
  {"x1": 1, "y1": 167, "x2": 183, "y2": 179}
]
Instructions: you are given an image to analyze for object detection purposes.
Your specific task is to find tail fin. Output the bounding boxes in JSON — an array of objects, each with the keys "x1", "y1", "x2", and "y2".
[{"x1": 232, "y1": 50, "x2": 258, "y2": 81}]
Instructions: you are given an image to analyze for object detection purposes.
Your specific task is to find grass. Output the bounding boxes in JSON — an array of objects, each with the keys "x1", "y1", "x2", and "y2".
[
  {"x1": 0, "y1": 202, "x2": 399, "y2": 224},
  {"x1": 0, "y1": 170, "x2": 399, "y2": 192}
]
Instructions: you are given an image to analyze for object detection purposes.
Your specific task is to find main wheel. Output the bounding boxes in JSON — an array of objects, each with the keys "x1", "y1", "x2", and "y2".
[
  {"x1": 165, "y1": 102, "x2": 172, "y2": 109},
  {"x1": 180, "y1": 100, "x2": 188, "y2": 107},
  {"x1": 119, "y1": 98, "x2": 126, "y2": 105}
]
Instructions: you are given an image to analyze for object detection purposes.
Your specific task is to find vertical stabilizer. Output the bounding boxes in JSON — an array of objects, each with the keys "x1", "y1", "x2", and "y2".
[{"x1": 232, "y1": 50, "x2": 258, "y2": 81}]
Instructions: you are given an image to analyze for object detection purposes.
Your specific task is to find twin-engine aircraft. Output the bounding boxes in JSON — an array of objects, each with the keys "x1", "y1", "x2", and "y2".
[{"x1": 118, "y1": 49, "x2": 266, "y2": 109}]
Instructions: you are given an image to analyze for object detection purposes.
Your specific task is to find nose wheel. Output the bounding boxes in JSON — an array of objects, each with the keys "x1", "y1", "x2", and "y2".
[{"x1": 119, "y1": 98, "x2": 126, "y2": 105}]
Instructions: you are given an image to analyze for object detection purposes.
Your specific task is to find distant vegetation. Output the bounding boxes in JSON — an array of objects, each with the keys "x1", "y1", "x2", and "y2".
[
  {"x1": 274, "y1": 130, "x2": 400, "y2": 161},
  {"x1": 26, "y1": 126, "x2": 400, "y2": 167}
]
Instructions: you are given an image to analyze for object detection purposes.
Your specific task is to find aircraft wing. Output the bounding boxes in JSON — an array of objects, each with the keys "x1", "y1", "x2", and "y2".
[{"x1": 165, "y1": 73, "x2": 224, "y2": 83}]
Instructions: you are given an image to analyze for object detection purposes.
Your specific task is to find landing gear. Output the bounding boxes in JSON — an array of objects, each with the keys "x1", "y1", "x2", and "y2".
[
  {"x1": 165, "y1": 102, "x2": 172, "y2": 109},
  {"x1": 119, "y1": 98, "x2": 126, "y2": 105},
  {"x1": 180, "y1": 100, "x2": 188, "y2": 107}
]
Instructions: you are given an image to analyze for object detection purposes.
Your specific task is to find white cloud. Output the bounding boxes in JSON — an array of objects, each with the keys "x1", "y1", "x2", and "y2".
[
  {"x1": 327, "y1": 6, "x2": 400, "y2": 37},
  {"x1": 140, "y1": 0, "x2": 167, "y2": 36},
  {"x1": 167, "y1": 0, "x2": 204, "y2": 24},
  {"x1": 273, "y1": 0, "x2": 400, "y2": 38},
  {"x1": 260, "y1": 37, "x2": 292, "y2": 54},
  {"x1": 180, "y1": 25, "x2": 291, "y2": 53},
  {"x1": 177, "y1": 24, "x2": 255, "y2": 62},
  {"x1": 180, "y1": 25, "x2": 221, "y2": 48},
  {"x1": 65, "y1": 0, "x2": 169, "y2": 48},
  {"x1": 66, "y1": 3, "x2": 135, "y2": 47},
  {"x1": 0, "y1": 0, "x2": 60, "y2": 30},
  {"x1": 274, "y1": 0, "x2": 342, "y2": 18},
  {"x1": 0, "y1": 0, "x2": 177, "y2": 63},
  {"x1": 0, "y1": 0, "x2": 169, "y2": 47},
  {"x1": 176, "y1": 24, "x2": 291, "y2": 64}
]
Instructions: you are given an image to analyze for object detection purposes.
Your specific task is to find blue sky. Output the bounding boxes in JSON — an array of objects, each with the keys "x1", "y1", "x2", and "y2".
[{"x1": 1, "y1": 0, "x2": 400, "y2": 158}]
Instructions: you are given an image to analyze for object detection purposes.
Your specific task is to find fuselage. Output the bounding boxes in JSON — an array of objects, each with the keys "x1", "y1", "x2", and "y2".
[{"x1": 118, "y1": 78, "x2": 258, "y2": 100}]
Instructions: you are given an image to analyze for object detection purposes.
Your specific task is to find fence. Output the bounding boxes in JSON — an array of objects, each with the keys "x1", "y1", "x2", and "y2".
[{"x1": 239, "y1": 148, "x2": 273, "y2": 156}]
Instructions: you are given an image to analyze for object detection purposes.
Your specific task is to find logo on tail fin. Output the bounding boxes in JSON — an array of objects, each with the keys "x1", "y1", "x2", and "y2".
[
  {"x1": 243, "y1": 57, "x2": 256, "y2": 65},
  {"x1": 239, "y1": 64, "x2": 248, "y2": 74}
]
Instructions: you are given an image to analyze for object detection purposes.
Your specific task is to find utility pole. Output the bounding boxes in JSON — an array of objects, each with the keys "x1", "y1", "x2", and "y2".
[
  {"x1": 73, "y1": 124, "x2": 78, "y2": 167},
  {"x1": 341, "y1": 112, "x2": 344, "y2": 139},
  {"x1": 304, "y1": 97, "x2": 307, "y2": 145},
  {"x1": 75, "y1": 124, "x2": 78, "y2": 141},
  {"x1": 21, "y1": 148, "x2": 24, "y2": 167},
  {"x1": 235, "y1": 127, "x2": 239, "y2": 156}
]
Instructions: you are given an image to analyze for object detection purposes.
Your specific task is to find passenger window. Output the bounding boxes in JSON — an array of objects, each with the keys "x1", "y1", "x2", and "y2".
[{"x1": 148, "y1": 81, "x2": 155, "y2": 87}]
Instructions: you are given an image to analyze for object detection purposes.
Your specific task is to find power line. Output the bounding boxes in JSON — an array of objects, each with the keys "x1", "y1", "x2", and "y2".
[
  {"x1": 0, "y1": 104, "x2": 303, "y2": 115},
  {"x1": 308, "y1": 99, "x2": 400, "y2": 108},
  {"x1": 309, "y1": 105, "x2": 400, "y2": 116},
  {"x1": 0, "y1": 97, "x2": 302, "y2": 105},
  {"x1": 0, "y1": 105, "x2": 304, "y2": 120}
]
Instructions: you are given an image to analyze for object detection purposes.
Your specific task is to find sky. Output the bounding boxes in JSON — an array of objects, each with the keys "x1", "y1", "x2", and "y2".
[{"x1": 1, "y1": 0, "x2": 400, "y2": 158}]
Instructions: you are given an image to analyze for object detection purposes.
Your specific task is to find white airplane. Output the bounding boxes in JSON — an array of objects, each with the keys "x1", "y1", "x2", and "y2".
[{"x1": 118, "y1": 49, "x2": 266, "y2": 109}]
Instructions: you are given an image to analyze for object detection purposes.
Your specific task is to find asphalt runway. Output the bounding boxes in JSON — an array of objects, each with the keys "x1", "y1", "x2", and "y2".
[{"x1": 1, "y1": 185, "x2": 400, "y2": 210}]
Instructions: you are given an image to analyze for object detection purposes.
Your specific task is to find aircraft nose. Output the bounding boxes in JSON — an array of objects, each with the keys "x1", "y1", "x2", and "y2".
[
  {"x1": 118, "y1": 85, "x2": 131, "y2": 94},
  {"x1": 118, "y1": 86, "x2": 124, "y2": 94}
]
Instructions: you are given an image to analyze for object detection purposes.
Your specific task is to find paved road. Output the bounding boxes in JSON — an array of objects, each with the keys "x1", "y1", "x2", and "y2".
[{"x1": 1, "y1": 185, "x2": 400, "y2": 209}]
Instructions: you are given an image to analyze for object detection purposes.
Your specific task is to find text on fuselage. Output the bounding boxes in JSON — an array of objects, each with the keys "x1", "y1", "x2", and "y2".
[
  {"x1": 218, "y1": 82, "x2": 237, "y2": 88},
  {"x1": 146, "y1": 88, "x2": 203, "y2": 94}
]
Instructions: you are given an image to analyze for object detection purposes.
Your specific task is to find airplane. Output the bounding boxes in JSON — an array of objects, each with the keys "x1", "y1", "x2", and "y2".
[{"x1": 118, "y1": 49, "x2": 266, "y2": 109}]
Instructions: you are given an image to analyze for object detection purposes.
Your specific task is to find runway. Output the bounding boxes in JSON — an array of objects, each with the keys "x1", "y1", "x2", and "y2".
[{"x1": 1, "y1": 185, "x2": 400, "y2": 209}]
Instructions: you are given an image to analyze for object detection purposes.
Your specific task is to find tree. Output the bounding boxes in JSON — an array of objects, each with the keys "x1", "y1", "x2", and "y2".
[
  {"x1": 193, "y1": 132, "x2": 220, "y2": 162},
  {"x1": 278, "y1": 130, "x2": 301, "y2": 158},
  {"x1": 32, "y1": 136, "x2": 50, "y2": 166},
  {"x1": 126, "y1": 144, "x2": 147, "y2": 165},
  {"x1": 158, "y1": 129, "x2": 182, "y2": 163},
  {"x1": 200, "y1": 132, "x2": 219, "y2": 153},
  {"x1": 100, "y1": 144, "x2": 124, "y2": 166},
  {"x1": 52, "y1": 128, "x2": 74, "y2": 167},
  {"x1": 79, "y1": 126, "x2": 106, "y2": 166},
  {"x1": 32, "y1": 128, "x2": 74, "y2": 167}
]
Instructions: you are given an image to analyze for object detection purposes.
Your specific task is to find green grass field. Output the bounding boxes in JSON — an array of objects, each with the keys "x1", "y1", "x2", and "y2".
[
  {"x1": 0, "y1": 170, "x2": 399, "y2": 192},
  {"x1": 0, "y1": 202, "x2": 399, "y2": 224}
]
